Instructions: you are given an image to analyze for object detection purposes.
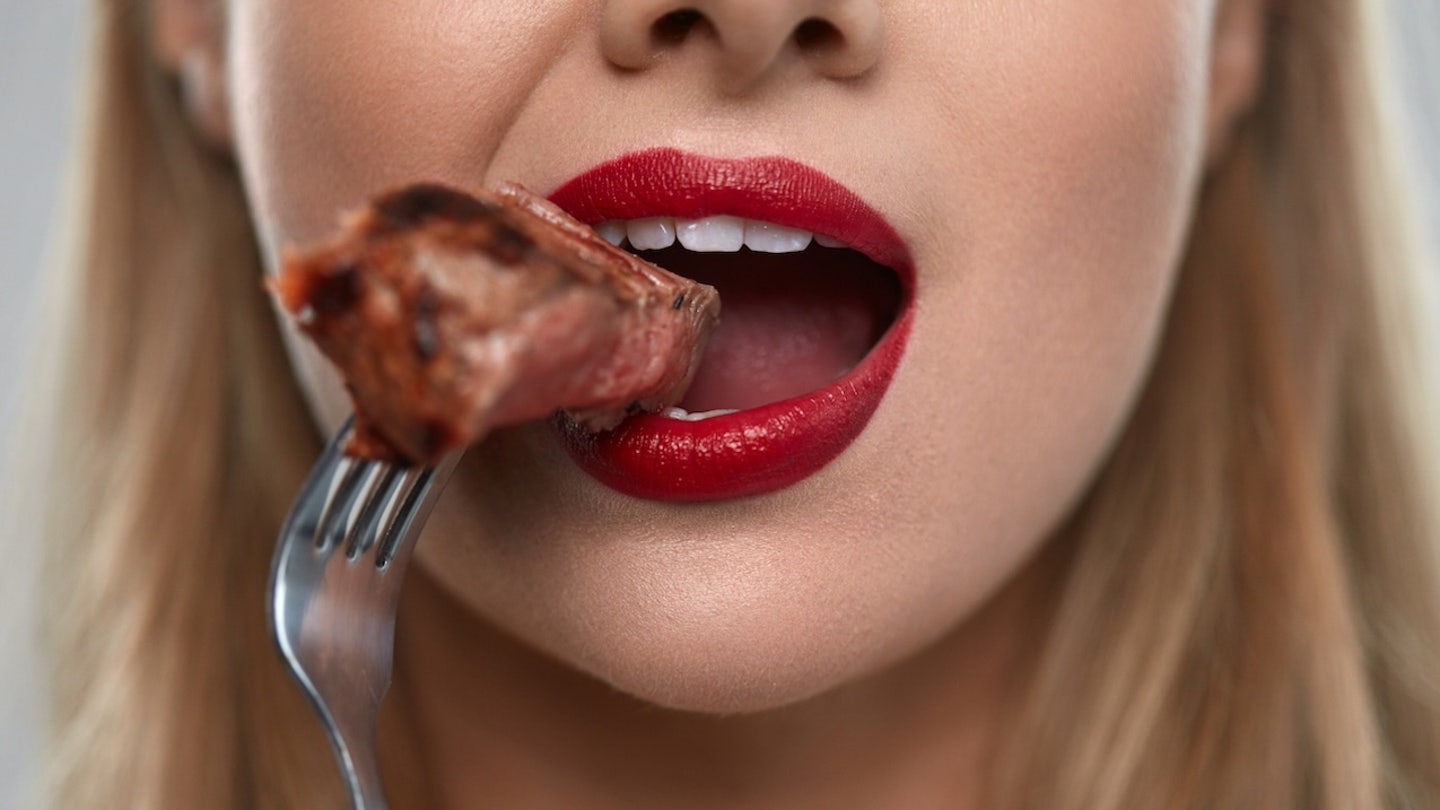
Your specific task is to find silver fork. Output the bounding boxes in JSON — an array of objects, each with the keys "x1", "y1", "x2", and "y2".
[{"x1": 269, "y1": 416, "x2": 461, "y2": 810}]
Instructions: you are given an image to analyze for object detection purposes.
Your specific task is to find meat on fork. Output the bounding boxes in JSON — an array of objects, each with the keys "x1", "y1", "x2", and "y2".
[{"x1": 270, "y1": 182, "x2": 720, "y2": 465}]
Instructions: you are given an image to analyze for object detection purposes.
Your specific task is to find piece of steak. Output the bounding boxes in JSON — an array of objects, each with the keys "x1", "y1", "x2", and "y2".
[{"x1": 270, "y1": 182, "x2": 720, "y2": 465}]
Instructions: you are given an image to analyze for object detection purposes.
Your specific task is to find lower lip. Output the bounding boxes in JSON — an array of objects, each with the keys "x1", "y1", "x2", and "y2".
[{"x1": 555, "y1": 308, "x2": 912, "y2": 502}]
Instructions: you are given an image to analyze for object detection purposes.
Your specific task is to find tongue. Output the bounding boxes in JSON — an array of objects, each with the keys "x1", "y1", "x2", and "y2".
[{"x1": 643, "y1": 246, "x2": 900, "y2": 413}]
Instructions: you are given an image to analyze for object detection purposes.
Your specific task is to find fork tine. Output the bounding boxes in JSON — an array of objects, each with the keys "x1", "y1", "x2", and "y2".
[
  {"x1": 317, "y1": 459, "x2": 377, "y2": 552},
  {"x1": 345, "y1": 465, "x2": 406, "y2": 560},
  {"x1": 375, "y1": 465, "x2": 440, "y2": 569},
  {"x1": 276, "y1": 420, "x2": 352, "y2": 552}
]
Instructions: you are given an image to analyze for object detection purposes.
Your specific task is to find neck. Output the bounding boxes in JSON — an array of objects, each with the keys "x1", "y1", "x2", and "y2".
[{"x1": 380, "y1": 549, "x2": 1055, "y2": 810}]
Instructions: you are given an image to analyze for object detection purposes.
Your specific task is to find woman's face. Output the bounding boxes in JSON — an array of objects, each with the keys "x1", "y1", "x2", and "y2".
[{"x1": 215, "y1": 0, "x2": 1247, "y2": 711}]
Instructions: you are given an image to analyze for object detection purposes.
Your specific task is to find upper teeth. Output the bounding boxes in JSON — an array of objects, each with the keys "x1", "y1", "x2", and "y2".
[{"x1": 593, "y1": 217, "x2": 849, "y2": 253}]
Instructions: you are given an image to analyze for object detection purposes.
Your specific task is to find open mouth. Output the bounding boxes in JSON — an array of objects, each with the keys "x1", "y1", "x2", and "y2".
[
  {"x1": 595, "y1": 217, "x2": 903, "y2": 416},
  {"x1": 547, "y1": 148, "x2": 913, "y2": 502}
]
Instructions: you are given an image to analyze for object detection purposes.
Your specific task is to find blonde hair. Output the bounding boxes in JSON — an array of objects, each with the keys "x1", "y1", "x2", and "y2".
[{"x1": 39, "y1": 0, "x2": 1440, "y2": 808}]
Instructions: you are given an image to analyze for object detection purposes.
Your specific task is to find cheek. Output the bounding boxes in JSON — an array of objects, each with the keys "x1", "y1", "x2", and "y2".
[
  {"x1": 226, "y1": 1, "x2": 576, "y2": 263},
  {"x1": 868, "y1": 3, "x2": 1213, "y2": 614}
]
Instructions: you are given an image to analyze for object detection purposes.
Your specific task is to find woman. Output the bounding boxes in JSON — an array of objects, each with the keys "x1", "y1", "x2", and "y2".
[{"x1": 39, "y1": 0, "x2": 1440, "y2": 806}]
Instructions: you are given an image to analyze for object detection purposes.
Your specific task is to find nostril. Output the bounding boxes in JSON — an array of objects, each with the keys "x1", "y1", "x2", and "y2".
[
  {"x1": 793, "y1": 17, "x2": 844, "y2": 53},
  {"x1": 602, "y1": 1, "x2": 882, "y2": 83},
  {"x1": 652, "y1": 8, "x2": 705, "y2": 45}
]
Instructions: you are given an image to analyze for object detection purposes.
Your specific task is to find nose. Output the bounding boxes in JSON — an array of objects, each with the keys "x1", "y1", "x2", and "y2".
[{"x1": 600, "y1": 0, "x2": 884, "y2": 93}]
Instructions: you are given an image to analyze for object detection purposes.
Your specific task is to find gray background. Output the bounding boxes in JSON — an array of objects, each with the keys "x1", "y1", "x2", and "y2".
[
  {"x1": 2, "y1": 1, "x2": 88, "y2": 807},
  {"x1": 0, "y1": 2, "x2": 1436, "y2": 808}
]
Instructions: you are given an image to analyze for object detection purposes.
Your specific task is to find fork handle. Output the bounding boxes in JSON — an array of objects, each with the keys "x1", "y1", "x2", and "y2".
[{"x1": 338, "y1": 730, "x2": 389, "y2": 810}]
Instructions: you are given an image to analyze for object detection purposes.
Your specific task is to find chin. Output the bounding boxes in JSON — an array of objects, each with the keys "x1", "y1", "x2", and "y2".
[
  {"x1": 579, "y1": 643, "x2": 858, "y2": 715},
  {"x1": 555, "y1": 596, "x2": 882, "y2": 715},
  {"x1": 412, "y1": 481, "x2": 972, "y2": 716}
]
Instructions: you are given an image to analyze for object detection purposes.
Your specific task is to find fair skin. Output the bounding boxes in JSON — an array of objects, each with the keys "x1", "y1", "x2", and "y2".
[{"x1": 153, "y1": 0, "x2": 1266, "y2": 806}]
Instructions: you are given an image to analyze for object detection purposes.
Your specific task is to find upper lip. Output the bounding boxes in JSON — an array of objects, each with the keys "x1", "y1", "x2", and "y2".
[{"x1": 545, "y1": 146, "x2": 914, "y2": 283}]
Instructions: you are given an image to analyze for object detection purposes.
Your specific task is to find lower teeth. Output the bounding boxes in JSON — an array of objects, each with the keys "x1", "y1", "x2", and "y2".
[{"x1": 662, "y1": 407, "x2": 740, "y2": 422}]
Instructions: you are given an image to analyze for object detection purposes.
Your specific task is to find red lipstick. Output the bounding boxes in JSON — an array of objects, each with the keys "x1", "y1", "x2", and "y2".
[{"x1": 548, "y1": 148, "x2": 914, "y2": 501}]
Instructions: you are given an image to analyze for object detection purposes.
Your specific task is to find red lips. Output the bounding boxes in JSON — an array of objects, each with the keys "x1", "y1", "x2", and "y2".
[{"x1": 548, "y1": 148, "x2": 914, "y2": 501}]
